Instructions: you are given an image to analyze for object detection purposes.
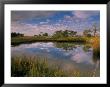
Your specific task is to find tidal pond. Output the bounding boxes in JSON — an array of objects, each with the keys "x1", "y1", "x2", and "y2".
[{"x1": 11, "y1": 42, "x2": 100, "y2": 77}]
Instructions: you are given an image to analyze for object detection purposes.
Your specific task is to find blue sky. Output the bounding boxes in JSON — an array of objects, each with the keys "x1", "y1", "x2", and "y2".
[{"x1": 11, "y1": 11, "x2": 100, "y2": 36}]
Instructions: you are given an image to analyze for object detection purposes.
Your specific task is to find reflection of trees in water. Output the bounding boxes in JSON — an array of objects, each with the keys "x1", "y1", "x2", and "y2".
[
  {"x1": 54, "y1": 42, "x2": 100, "y2": 66},
  {"x1": 92, "y1": 53, "x2": 100, "y2": 63},
  {"x1": 83, "y1": 44, "x2": 100, "y2": 64},
  {"x1": 92, "y1": 45, "x2": 100, "y2": 64},
  {"x1": 83, "y1": 44, "x2": 92, "y2": 52},
  {"x1": 83, "y1": 44, "x2": 100, "y2": 76},
  {"x1": 54, "y1": 42, "x2": 77, "y2": 51}
]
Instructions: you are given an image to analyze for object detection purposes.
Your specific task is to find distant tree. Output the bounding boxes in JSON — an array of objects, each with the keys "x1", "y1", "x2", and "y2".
[
  {"x1": 52, "y1": 30, "x2": 77, "y2": 38},
  {"x1": 52, "y1": 30, "x2": 63, "y2": 38},
  {"x1": 43, "y1": 33, "x2": 48, "y2": 36},
  {"x1": 11, "y1": 32, "x2": 17, "y2": 37},
  {"x1": 92, "y1": 23, "x2": 97, "y2": 37},
  {"x1": 69, "y1": 31, "x2": 77, "y2": 36},
  {"x1": 38, "y1": 34, "x2": 42, "y2": 36},
  {"x1": 63, "y1": 30, "x2": 69, "y2": 37},
  {"x1": 83, "y1": 29, "x2": 92, "y2": 37},
  {"x1": 11, "y1": 32, "x2": 24, "y2": 37}
]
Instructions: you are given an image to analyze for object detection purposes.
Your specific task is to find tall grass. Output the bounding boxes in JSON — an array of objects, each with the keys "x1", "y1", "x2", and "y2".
[
  {"x1": 11, "y1": 56, "x2": 68, "y2": 77},
  {"x1": 92, "y1": 37, "x2": 100, "y2": 58},
  {"x1": 11, "y1": 56, "x2": 99, "y2": 77}
]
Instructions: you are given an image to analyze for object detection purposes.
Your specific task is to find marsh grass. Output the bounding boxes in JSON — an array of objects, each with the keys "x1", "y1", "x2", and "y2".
[
  {"x1": 92, "y1": 37, "x2": 100, "y2": 58},
  {"x1": 11, "y1": 36, "x2": 90, "y2": 46},
  {"x1": 11, "y1": 55, "x2": 99, "y2": 77},
  {"x1": 11, "y1": 56, "x2": 68, "y2": 77}
]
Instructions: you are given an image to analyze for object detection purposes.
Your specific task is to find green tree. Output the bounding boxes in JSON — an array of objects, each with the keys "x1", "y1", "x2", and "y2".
[
  {"x1": 69, "y1": 31, "x2": 77, "y2": 36},
  {"x1": 43, "y1": 33, "x2": 48, "y2": 36},
  {"x1": 52, "y1": 30, "x2": 63, "y2": 38},
  {"x1": 52, "y1": 30, "x2": 77, "y2": 38},
  {"x1": 63, "y1": 30, "x2": 69, "y2": 37},
  {"x1": 83, "y1": 29, "x2": 92, "y2": 37},
  {"x1": 11, "y1": 32, "x2": 24, "y2": 37}
]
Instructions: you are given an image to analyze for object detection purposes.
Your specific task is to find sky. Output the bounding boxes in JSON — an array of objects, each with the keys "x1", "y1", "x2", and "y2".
[{"x1": 11, "y1": 11, "x2": 100, "y2": 36}]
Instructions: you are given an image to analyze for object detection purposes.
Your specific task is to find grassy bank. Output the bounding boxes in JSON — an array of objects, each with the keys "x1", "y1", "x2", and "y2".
[
  {"x1": 11, "y1": 56, "x2": 98, "y2": 77},
  {"x1": 11, "y1": 36, "x2": 95, "y2": 45},
  {"x1": 11, "y1": 56, "x2": 77, "y2": 77}
]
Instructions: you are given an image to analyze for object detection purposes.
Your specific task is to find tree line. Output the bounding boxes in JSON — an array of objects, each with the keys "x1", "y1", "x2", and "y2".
[
  {"x1": 11, "y1": 32, "x2": 24, "y2": 37},
  {"x1": 11, "y1": 24, "x2": 99, "y2": 38}
]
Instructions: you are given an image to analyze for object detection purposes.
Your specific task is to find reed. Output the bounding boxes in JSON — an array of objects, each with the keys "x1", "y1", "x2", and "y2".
[
  {"x1": 92, "y1": 37, "x2": 100, "y2": 58},
  {"x1": 11, "y1": 55, "x2": 99, "y2": 77},
  {"x1": 11, "y1": 56, "x2": 68, "y2": 77}
]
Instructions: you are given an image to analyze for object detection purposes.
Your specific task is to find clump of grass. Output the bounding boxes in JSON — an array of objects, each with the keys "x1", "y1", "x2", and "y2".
[
  {"x1": 11, "y1": 56, "x2": 68, "y2": 77},
  {"x1": 11, "y1": 55, "x2": 99, "y2": 77},
  {"x1": 92, "y1": 37, "x2": 100, "y2": 58},
  {"x1": 11, "y1": 56, "x2": 33, "y2": 77}
]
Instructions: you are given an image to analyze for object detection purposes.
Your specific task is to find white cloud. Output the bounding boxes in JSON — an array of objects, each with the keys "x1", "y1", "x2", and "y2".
[
  {"x1": 11, "y1": 11, "x2": 100, "y2": 36},
  {"x1": 39, "y1": 19, "x2": 50, "y2": 24},
  {"x1": 70, "y1": 47, "x2": 94, "y2": 65},
  {"x1": 40, "y1": 22, "x2": 48, "y2": 24},
  {"x1": 11, "y1": 21, "x2": 68, "y2": 36}
]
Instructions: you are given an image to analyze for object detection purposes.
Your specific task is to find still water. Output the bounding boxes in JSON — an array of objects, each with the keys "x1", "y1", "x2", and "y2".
[{"x1": 11, "y1": 42, "x2": 100, "y2": 76}]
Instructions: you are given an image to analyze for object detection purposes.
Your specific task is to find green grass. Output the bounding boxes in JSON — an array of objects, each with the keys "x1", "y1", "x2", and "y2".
[
  {"x1": 11, "y1": 56, "x2": 68, "y2": 77},
  {"x1": 92, "y1": 37, "x2": 100, "y2": 59},
  {"x1": 11, "y1": 56, "x2": 99, "y2": 77},
  {"x1": 12, "y1": 56, "x2": 65, "y2": 77},
  {"x1": 11, "y1": 36, "x2": 94, "y2": 46}
]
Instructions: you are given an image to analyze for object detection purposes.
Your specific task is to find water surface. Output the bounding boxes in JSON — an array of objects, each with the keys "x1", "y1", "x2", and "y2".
[{"x1": 11, "y1": 42, "x2": 100, "y2": 76}]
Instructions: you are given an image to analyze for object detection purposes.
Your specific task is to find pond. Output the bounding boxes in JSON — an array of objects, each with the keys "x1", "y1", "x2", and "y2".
[{"x1": 11, "y1": 42, "x2": 100, "y2": 77}]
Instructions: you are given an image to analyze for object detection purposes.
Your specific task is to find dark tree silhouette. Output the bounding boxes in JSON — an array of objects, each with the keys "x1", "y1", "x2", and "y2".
[{"x1": 11, "y1": 32, "x2": 24, "y2": 37}]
